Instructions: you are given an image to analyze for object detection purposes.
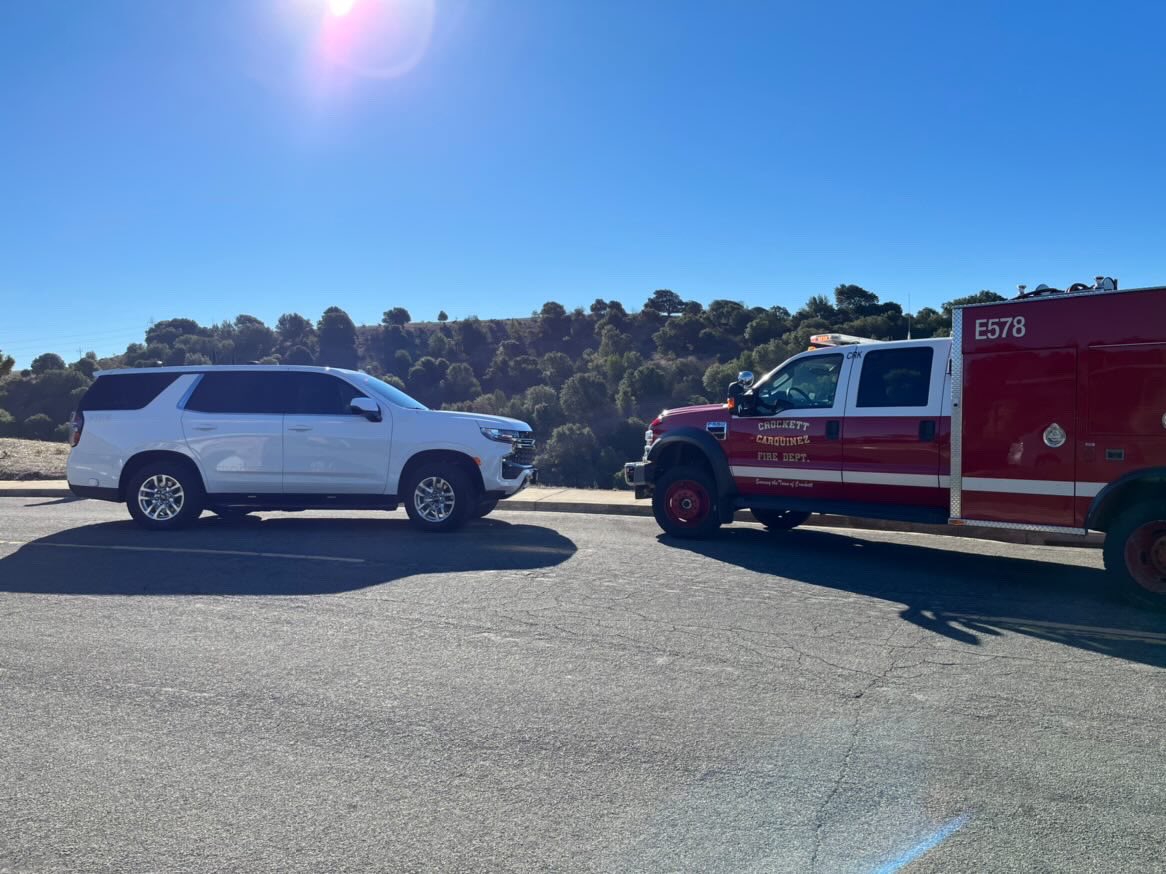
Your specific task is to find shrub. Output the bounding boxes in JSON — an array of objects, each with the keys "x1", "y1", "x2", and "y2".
[{"x1": 22, "y1": 413, "x2": 55, "y2": 440}]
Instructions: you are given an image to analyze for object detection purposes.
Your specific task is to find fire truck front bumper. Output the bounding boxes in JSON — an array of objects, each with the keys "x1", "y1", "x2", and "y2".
[{"x1": 624, "y1": 461, "x2": 654, "y2": 499}]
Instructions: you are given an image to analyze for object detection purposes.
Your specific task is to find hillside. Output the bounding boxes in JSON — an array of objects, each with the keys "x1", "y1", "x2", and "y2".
[{"x1": 0, "y1": 286, "x2": 1004, "y2": 487}]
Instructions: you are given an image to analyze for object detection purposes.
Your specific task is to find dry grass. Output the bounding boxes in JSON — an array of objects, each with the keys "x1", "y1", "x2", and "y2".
[{"x1": 0, "y1": 438, "x2": 70, "y2": 480}]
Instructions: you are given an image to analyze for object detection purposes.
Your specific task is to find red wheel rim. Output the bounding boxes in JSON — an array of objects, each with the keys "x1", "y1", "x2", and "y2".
[
  {"x1": 1124, "y1": 520, "x2": 1166, "y2": 594},
  {"x1": 664, "y1": 480, "x2": 710, "y2": 528}
]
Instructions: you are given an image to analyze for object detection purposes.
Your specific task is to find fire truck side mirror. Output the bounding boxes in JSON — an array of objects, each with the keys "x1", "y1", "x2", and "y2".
[{"x1": 737, "y1": 370, "x2": 755, "y2": 388}]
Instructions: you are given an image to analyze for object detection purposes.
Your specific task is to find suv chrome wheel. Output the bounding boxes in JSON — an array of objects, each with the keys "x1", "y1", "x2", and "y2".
[
  {"x1": 138, "y1": 474, "x2": 185, "y2": 521},
  {"x1": 414, "y1": 475, "x2": 456, "y2": 523}
]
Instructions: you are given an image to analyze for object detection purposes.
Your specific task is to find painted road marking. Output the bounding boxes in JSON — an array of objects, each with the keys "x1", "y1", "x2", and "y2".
[{"x1": 0, "y1": 540, "x2": 364, "y2": 564}]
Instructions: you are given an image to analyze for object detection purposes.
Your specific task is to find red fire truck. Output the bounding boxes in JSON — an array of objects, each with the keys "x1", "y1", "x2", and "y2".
[{"x1": 624, "y1": 278, "x2": 1166, "y2": 608}]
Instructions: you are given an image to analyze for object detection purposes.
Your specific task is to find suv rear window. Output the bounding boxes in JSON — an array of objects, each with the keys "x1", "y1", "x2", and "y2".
[
  {"x1": 185, "y1": 372, "x2": 286, "y2": 414},
  {"x1": 78, "y1": 373, "x2": 181, "y2": 411}
]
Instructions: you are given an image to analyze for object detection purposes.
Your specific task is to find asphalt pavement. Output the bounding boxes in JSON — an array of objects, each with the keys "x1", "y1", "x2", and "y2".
[{"x1": 1, "y1": 497, "x2": 1163, "y2": 873}]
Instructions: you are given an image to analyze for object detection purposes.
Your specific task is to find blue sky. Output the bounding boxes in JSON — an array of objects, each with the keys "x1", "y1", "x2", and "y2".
[{"x1": 2, "y1": 0, "x2": 1164, "y2": 367}]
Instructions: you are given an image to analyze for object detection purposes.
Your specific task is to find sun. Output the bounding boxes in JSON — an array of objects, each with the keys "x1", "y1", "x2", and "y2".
[{"x1": 328, "y1": 0, "x2": 356, "y2": 16}]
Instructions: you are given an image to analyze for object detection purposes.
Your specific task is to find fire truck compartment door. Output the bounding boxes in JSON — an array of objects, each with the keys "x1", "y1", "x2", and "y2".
[
  {"x1": 960, "y1": 346, "x2": 1078, "y2": 526},
  {"x1": 726, "y1": 351, "x2": 854, "y2": 501},
  {"x1": 841, "y1": 341, "x2": 948, "y2": 508}
]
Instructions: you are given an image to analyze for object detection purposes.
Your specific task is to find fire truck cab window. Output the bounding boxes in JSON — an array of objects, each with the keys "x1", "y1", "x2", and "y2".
[
  {"x1": 753, "y1": 353, "x2": 843, "y2": 413},
  {"x1": 856, "y1": 347, "x2": 934, "y2": 408}
]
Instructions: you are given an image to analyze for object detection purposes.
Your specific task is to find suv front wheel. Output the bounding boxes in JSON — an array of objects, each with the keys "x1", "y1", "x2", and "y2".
[
  {"x1": 126, "y1": 461, "x2": 205, "y2": 530},
  {"x1": 403, "y1": 463, "x2": 473, "y2": 532}
]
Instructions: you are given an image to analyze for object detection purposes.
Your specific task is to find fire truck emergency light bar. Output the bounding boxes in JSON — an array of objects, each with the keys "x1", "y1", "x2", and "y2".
[{"x1": 808, "y1": 333, "x2": 881, "y2": 348}]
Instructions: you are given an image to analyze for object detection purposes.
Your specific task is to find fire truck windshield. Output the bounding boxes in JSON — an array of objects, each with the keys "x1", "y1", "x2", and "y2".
[{"x1": 751, "y1": 353, "x2": 843, "y2": 411}]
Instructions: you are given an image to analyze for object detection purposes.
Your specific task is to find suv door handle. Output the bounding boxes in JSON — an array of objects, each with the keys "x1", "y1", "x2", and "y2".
[
  {"x1": 919, "y1": 420, "x2": 936, "y2": 442},
  {"x1": 288, "y1": 425, "x2": 312, "y2": 432},
  {"x1": 825, "y1": 420, "x2": 840, "y2": 440},
  {"x1": 192, "y1": 425, "x2": 217, "y2": 432}
]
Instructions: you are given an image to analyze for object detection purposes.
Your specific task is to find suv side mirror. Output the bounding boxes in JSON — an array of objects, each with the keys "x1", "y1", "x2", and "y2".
[{"x1": 350, "y1": 397, "x2": 382, "y2": 422}]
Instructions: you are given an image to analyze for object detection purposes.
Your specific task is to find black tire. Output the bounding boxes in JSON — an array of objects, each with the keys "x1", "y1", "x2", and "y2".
[
  {"x1": 1103, "y1": 501, "x2": 1166, "y2": 611},
  {"x1": 652, "y1": 465, "x2": 722, "y2": 539},
  {"x1": 475, "y1": 498, "x2": 499, "y2": 519},
  {"x1": 126, "y1": 461, "x2": 205, "y2": 531},
  {"x1": 403, "y1": 463, "x2": 473, "y2": 532},
  {"x1": 751, "y1": 508, "x2": 811, "y2": 531}
]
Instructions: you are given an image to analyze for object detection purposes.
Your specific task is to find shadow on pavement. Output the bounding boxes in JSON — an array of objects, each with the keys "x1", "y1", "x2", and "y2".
[
  {"x1": 0, "y1": 515, "x2": 576, "y2": 596},
  {"x1": 664, "y1": 526, "x2": 1166, "y2": 668}
]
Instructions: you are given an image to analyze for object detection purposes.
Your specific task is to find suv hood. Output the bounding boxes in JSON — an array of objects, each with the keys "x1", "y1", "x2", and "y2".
[{"x1": 428, "y1": 409, "x2": 532, "y2": 433}]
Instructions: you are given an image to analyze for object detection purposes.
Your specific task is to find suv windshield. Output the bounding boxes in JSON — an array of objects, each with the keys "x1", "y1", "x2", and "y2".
[{"x1": 352, "y1": 373, "x2": 428, "y2": 410}]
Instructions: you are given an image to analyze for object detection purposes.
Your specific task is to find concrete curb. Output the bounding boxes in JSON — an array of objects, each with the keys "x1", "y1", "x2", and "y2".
[{"x1": 1, "y1": 482, "x2": 1103, "y2": 549}]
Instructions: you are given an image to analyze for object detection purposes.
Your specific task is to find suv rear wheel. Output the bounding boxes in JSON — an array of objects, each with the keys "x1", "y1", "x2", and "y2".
[
  {"x1": 404, "y1": 463, "x2": 473, "y2": 532},
  {"x1": 1103, "y1": 501, "x2": 1166, "y2": 610},
  {"x1": 653, "y1": 465, "x2": 722, "y2": 539},
  {"x1": 751, "y1": 508, "x2": 811, "y2": 531},
  {"x1": 126, "y1": 461, "x2": 205, "y2": 530}
]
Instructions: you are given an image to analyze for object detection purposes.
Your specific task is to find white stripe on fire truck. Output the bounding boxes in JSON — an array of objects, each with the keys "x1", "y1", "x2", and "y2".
[
  {"x1": 963, "y1": 477, "x2": 1108, "y2": 497},
  {"x1": 729, "y1": 466, "x2": 843, "y2": 483},
  {"x1": 729, "y1": 468, "x2": 1109, "y2": 497}
]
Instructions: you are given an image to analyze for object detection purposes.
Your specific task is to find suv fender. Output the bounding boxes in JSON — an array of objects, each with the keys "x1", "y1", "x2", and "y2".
[{"x1": 648, "y1": 427, "x2": 737, "y2": 522}]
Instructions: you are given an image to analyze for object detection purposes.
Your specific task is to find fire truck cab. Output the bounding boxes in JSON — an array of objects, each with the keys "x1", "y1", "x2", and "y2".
[{"x1": 624, "y1": 280, "x2": 1166, "y2": 608}]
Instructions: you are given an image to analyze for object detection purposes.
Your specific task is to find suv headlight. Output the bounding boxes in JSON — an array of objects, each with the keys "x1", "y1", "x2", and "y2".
[{"x1": 480, "y1": 427, "x2": 525, "y2": 443}]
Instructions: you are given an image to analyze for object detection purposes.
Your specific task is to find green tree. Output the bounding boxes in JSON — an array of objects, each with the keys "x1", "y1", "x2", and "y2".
[
  {"x1": 437, "y1": 310, "x2": 449, "y2": 322},
  {"x1": 233, "y1": 314, "x2": 276, "y2": 363},
  {"x1": 383, "y1": 307, "x2": 411, "y2": 326},
  {"x1": 276, "y1": 313, "x2": 316, "y2": 349},
  {"x1": 541, "y1": 351, "x2": 574, "y2": 389},
  {"x1": 440, "y1": 362, "x2": 481, "y2": 404},
  {"x1": 0, "y1": 409, "x2": 16, "y2": 437},
  {"x1": 539, "y1": 424, "x2": 598, "y2": 487},
  {"x1": 559, "y1": 372, "x2": 609, "y2": 426},
  {"x1": 0, "y1": 350, "x2": 13, "y2": 378},
  {"x1": 317, "y1": 307, "x2": 358, "y2": 369},
  {"x1": 285, "y1": 345, "x2": 314, "y2": 365},
  {"x1": 644, "y1": 289, "x2": 684, "y2": 316},
  {"x1": 31, "y1": 353, "x2": 66, "y2": 374},
  {"x1": 22, "y1": 413, "x2": 55, "y2": 440}
]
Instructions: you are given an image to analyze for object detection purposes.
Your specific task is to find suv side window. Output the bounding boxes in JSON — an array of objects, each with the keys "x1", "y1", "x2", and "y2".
[
  {"x1": 185, "y1": 372, "x2": 285, "y2": 414},
  {"x1": 79, "y1": 373, "x2": 181, "y2": 411},
  {"x1": 755, "y1": 353, "x2": 844, "y2": 412},
  {"x1": 856, "y1": 348, "x2": 934, "y2": 408},
  {"x1": 286, "y1": 372, "x2": 368, "y2": 415}
]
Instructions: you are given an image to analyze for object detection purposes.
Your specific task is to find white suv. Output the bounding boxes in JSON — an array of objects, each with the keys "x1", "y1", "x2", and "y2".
[{"x1": 66, "y1": 366, "x2": 537, "y2": 532}]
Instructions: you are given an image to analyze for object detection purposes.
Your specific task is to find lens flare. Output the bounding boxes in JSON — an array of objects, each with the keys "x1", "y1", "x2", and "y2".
[{"x1": 328, "y1": 0, "x2": 356, "y2": 15}]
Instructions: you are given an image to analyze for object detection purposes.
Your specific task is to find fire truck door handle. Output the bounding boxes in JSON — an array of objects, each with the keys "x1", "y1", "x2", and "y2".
[
  {"x1": 826, "y1": 420, "x2": 840, "y2": 440},
  {"x1": 919, "y1": 420, "x2": 936, "y2": 442}
]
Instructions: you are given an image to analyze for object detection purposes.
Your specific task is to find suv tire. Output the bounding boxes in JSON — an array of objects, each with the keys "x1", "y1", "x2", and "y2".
[
  {"x1": 1103, "y1": 501, "x2": 1166, "y2": 611},
  {"x1": 404, "y1": 463, "x2": 473, "y2": 532},
  {"x1": 126, "y1": 461, "x2": 205, "y2": 531},
  {"x1": 751, "y1": 508, "x2": 811, "y2": 531},
  {"x1": 653, "y1": 465, "x2": 722, "y2": 539},
  {"x1": 475, "y1": 498, "x2": 499, "y2": 519}
]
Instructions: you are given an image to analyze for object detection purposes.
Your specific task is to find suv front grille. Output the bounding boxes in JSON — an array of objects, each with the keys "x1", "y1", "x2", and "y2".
[{"x1": 508, "y1": 437, "x2": 536, "y2": 465}]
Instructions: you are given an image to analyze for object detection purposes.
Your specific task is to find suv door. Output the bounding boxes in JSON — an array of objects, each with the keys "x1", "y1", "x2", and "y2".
[
  {"x1": 725, "y1": 352, "x2": 854, "y2": 501},
  {"x1": 282, "y1": 372, "x2": 392, "y2": 494},
  {"x1": 181, "y1": 371, "x2": 286, "y2": 495},
  {"x1": 840, "y1": 342, "x2": 947, "y2": 508}
]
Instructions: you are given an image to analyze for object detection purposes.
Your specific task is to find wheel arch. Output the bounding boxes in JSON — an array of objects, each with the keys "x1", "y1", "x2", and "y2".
[
  {"x1": 398, "y1": 449, "x2": 485, "y2": 498},
  {"x1": 119, "y1": 450, "x2": 206, "y2": 501},
  {"x1": 1086, "y1": 468, "x2": 1166, "y2": 532},
  {"x1": 648, "y1": 428, "x2": 736, "y2": 517}
]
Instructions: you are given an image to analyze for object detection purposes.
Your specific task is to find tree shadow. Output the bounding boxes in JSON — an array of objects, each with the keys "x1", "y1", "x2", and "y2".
[
  {"x1": 0, "y1": 515, "x2": 576, "y2": 596},
  {"x1": 662, "y1": 527, "x2": 1166, "y2": 668}
]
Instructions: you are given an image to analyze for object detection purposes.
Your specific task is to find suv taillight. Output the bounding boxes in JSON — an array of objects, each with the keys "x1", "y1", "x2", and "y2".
[{"x1": 69, "y1": 412, "x2": 84, "y2": 447}]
